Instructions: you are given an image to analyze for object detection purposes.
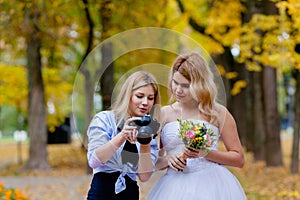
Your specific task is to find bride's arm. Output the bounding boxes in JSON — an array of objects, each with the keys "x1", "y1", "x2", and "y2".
[
  {"x1": 205, "y1": 108, "x2": 245, "y2": 168},
  {"x1": 155, "y1": 149, "x2": 169, "y2": 170}
]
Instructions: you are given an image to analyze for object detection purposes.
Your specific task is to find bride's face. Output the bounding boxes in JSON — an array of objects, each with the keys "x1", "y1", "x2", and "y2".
[{"x1": 171, "y1": 72, "x2": 194, "y2": 104}]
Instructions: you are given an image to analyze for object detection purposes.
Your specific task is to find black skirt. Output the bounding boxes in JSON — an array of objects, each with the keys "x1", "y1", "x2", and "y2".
[{"x1": 87, "y1": 171, "x2": 139, "y2": 200}]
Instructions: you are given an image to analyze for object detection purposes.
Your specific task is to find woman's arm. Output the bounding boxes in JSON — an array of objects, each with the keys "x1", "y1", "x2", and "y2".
[
  {"x1": 137, "y1": 143, "x2": 153, "y2": 182},
  {"x1": 87, "y1": 113, "x2": 123, "y2": 168},
  {"x1": 94, "y1": 133, "x2": 126, "y2": 164},
  {"x1": 87, "y1": 113, "x2": 137, "y2": 168},
  {"x1": 205, "y1": 108, "x2": 245, "y2": 168}
]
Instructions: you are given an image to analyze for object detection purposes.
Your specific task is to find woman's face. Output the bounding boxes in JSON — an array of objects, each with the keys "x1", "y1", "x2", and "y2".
[
  {"x1": 129, "y1": 84, "x2": 155, "y2": 117},
  {"x1": 172, "y1": 71, "x2": 194, "y2": 103}
]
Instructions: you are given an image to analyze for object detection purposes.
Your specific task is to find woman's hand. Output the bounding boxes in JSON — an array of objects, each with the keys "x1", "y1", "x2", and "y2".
[
  {"x1": 167, "y1": 154, "x2": 186, "y2": 171},
  {"x1": 121, "y1": 117, "x2": 142, "y2": 144},
  {"x1": 183, "y1": 146, "x2": 208, "y2": 158}
]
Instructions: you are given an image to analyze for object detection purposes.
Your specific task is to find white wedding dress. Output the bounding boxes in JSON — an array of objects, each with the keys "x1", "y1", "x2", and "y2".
[{"x1": 147, "y1": 120, "x2": 247, "y2": 200}]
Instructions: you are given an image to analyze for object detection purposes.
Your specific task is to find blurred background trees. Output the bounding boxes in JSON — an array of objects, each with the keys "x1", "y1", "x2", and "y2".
[{"x1": 0, "y1": 0, "x2": 299, "y2": 173}]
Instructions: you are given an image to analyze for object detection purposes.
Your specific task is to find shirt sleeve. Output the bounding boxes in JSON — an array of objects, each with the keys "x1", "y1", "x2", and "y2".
[{"x1": 87, "y1": 112, "x2": 113, "y2": 169}]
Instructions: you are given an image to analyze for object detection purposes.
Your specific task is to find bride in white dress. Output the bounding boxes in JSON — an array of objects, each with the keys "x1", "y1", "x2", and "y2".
[{"x1": 147, "y1": 52, "x2": 247, "y2": 200}]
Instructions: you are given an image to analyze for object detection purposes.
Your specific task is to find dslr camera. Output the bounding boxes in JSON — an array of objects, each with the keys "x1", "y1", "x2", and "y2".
[{"x1": 129, "y1": 114, "x2": 160, "y2": 144}]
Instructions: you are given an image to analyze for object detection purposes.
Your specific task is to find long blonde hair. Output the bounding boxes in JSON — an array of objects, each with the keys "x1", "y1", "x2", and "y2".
[
  {"x1": 112, "y1": 71, "x2": 161, "y2": 127},
  {"x1": 168, "y1": 52, "x2": 218, "y2": 123}
]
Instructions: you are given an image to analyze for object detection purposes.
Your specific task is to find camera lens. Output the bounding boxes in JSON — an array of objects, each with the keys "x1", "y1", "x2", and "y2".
[{"x1": 137, "y1": 126, "x2": 152, "y2": 144}]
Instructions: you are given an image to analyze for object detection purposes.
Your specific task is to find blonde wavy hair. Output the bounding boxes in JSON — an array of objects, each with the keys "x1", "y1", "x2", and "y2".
[
  {"x1": 112, "y1": 71, "x2": 161, "y2": 127},
  {"x1": 168, "y1": 52, "x2": 218, "y2": 123}
]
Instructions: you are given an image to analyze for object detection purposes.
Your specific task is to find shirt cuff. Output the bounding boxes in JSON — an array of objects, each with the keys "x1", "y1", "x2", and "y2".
[{"x1": 89, "y1": 151, "x2": 104, "y2": 169}]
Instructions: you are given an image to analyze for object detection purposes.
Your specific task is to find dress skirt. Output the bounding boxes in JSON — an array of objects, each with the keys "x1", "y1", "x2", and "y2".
[{"x1": 147, "y1": 159, "x2": 246, "y2": 200}]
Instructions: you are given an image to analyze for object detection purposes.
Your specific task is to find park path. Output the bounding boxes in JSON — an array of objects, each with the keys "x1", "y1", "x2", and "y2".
[
  {"x1": 0, "y1": 175, "x2": 92, "y2": 200},
  {"x1": 0, "y1": 141, "x2": 164, "y2": 199},
  {"x1": 0, "y1": 171, "x2": 164, "y2": 200}
]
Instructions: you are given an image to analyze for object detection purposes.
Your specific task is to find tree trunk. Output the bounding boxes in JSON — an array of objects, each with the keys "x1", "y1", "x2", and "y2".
[
  {"x1": 211, "y1": 51, "x2": 232, "y2": 108},
  {"x1": 80, "y1": 0, "x2": 95, "y2": 146},
  {"x1": 83, "y1": 72, "x2": 94, "y2": 174},
  {"x1": 80, "y1": 0, "x2": 95, "y2": 174},
  {"x1": 245, "y1": 71, "x2": 255, "y2": 152},
  {"x1": 263, "y1": 66, "x2": 283, "y2": 166},
  {"x1": 24, "y1": 4, "x2": 49, "y2": 170},
  {"x1": 212, "y1": 48, "x2": 249, "y2": 147},
  {"x1": 252, "y1": 71, "x2": 266, "y2": 160},
  {"x1": 242, "y1": 0, "x2": 265, "y2": 156},
  {"x1": 291, "y1": 69, "x2": 300, "y2": 173},
  {"x1": 100, "y1": 0, "x2": 114, "y2": 110},
  {"x1": 231, "y1": 63, "x2": 249, "y2": 147},
  {"x1": 100, "y1": 43, "x2": 114, "y2": 110},
  {"x1": 261, "y1": 0, "x2": 282, "y2": 167}
]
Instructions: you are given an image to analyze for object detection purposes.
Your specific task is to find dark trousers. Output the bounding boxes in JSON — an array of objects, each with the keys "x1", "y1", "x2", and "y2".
[{"x1": 87, "y1": 172, "x2": 139, "y2": 200}]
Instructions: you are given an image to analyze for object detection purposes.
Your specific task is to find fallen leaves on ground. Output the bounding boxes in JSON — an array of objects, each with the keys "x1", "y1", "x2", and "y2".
[
  {"x1": 0, "y1": 136, "x2": 299, "y2": 199},
  {"x1": 229, "y1": 153, "x2": 300, "y2": 200},
  {"x1": 0, "y1": 140, "x2": 87, "y2": 177}
]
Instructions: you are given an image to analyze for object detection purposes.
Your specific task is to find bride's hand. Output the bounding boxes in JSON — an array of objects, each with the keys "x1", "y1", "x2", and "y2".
[
  {"x1": 183, "y1": 146, "x2": 208, "y2": 158},
  {"x1": 167, "y1": 154, "x2": 186, "y2": 171}
]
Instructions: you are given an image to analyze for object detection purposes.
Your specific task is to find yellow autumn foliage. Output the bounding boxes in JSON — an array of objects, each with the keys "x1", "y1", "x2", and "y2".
[
  {"x1": 205, "y1": 0, "x2": 245, "y2": 46},
  {"x1": 231, "y1": 80, "x2": 247, "y2": 96},
  {"x1": 225, "y1": 72, "x2": 238, "y2": 80},
  {"x1": 0, "y1": 64, "x2": 73, "y2": 129},
  {"x1": 0, "y1": 183, "x2": 28, "y2": 200},
  {"x1": 0, "y1": 64, "x2": 27, "y2": 111}
]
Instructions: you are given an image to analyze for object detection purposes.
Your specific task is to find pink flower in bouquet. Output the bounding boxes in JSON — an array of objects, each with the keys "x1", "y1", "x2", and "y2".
[
  {"x1": 178, "y1": 119, "x2": 215, "y2": 156},
  {"x1": 186, "y1": 130, "x2": 195, "y2": 139}
]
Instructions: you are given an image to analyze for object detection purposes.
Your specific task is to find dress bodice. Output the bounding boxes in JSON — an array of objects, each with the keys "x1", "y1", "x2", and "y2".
[
  {"x1": 161, "y1": 120, "x2": 220, "y2": 172},
  {"x1": 161, "y1": 120, "x2": 220, "y2": 156}
]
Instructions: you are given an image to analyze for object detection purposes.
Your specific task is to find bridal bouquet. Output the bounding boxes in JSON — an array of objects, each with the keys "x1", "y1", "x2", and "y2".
[{"x1": 178, "y1": 119, "x2": 215, "y2": 161}]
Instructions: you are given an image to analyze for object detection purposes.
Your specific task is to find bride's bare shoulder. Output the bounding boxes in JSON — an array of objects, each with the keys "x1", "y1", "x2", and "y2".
[
  {"x1": 161, "y1": 105, "x2": 172, "y2": 112},
  {"x1": 161, "y1": 104, "x2": 178, "y2": 125}
]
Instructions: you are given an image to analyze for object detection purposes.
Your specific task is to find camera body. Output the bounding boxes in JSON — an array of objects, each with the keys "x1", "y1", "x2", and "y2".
[{"x1": 129, "y1": 114, "x2": 160, "y2": 144}]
